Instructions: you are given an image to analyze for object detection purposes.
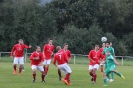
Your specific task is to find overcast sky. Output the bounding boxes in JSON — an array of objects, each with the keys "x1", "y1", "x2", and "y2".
[{"x1": 40, "y1": 0, "x2": 52, "y2": 4}]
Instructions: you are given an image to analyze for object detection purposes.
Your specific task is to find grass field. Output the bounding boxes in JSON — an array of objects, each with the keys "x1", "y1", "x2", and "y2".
[{"x1": 0, "y1": 58, "x2": 133, "y2": 88}]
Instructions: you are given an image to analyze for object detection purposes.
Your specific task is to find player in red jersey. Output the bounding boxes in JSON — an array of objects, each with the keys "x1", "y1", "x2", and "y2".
[
  {"x1": 30, "y1": 46, "x2": 45, "y2": 82},
  {"x1": 42, "y1": 39, "x2": 54, "y2": 75},
  {"x1": 10, "y1": 39, "x2": 31, "y2": 75},
  {"x1": 88, "y1": 44, "x2": 105, "y2": 84},
  {"x1": 58, "y1": 43, "x2": 72, "y2": 81},
  {"x1": 53, "y1": 46, "x2": 72, "y2": 85},
  {"x1": 99, "y1": 43, "x2": 106, "y2": 74}
]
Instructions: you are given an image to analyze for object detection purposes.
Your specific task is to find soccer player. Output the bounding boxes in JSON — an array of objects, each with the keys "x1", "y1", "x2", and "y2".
[
  {"x1": 88, "y1": 44, "x2": 105, "y2": 84},
  {"x1": 53, "y1": 46, "x2": 72, "y2": 85},
  {"x1": 10, "y1": 39, "x2": 31, "y2": 75},
  {"x1": 42, "y1": 39, "x2": 54, "y2": 75},
  {"x1": 103, "y1": 42, "x2": 115, "y2": 82},
  {"x1": 30, "y1": 46, "x2": 45, "y2": 82},
  {"x1": 99, "y1": 43, "x2": 106, "y2": 74},
  {"x1": 102, "y1": 51, "x2": 125, "y2": 86},
  {"x1": 58, "y1": 43, "x2": 72, "y2": 81}
]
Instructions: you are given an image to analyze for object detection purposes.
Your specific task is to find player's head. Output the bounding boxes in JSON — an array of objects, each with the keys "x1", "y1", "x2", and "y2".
[
  {"x1": 64, "y1": 43, "x2": 68, "y2": 50},
  {"x1": 110, "y1": 42, "x2": 112, "y2": 46},
  {"x1": 94, "y1": 44, "x2": 99, "y2": 51},
  {"x1": 106, "y1": 51, "x2": 111, "y2": 56},
  {"x1": 106, "y1": 41, "x2": 110, "y2": 48},
  {"x1": 102, "y1": 43, "x2": 106, "y2": 48},
  {"x1": 36, "y1": 46, "x2": 41, "y2": 52},
  {"x1": 48, "y1": 39, "x2": 53, "y2": 45},
  {"x1": 56, "y1": 46, "x2": 61, "y2": 51},
  {"x1": 18, "y1": 39, "x2": 23, "y2": 45}
]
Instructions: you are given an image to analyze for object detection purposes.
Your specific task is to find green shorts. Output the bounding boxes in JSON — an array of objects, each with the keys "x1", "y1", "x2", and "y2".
[{"x1": 104, "y1": 65, "x2": 116, "y2": 75}]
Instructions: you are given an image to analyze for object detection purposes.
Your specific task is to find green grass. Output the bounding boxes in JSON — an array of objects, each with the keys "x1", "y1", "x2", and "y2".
[{"x1": 0, "y1": 60, "x2": 133, "y2": 88}]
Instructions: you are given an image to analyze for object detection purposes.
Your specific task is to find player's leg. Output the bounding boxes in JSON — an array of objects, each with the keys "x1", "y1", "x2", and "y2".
[
  {"x1": 103, "y1": 69, "x2": 110, "y2": 86},
  {"x1": 89, "y1": 65, "x2": 94, "y2": 82},
  {"x1": 22, "y1": 65, "x2": 25, "y2": 71},
  {"x1": 13, "y1": 57, "x2": 18, "y2": 74},
  {"x1": 100, "y1": 65, "x2": 104, "y2": 74},
  {"x1": 64, "y1": 64, "x2": 72, "y2": 85},
  {"x1": 37, "y1": 66, "x2": 45, "y2": 82},
  {"x1": 58, "y1": 69, "x2": 62, "y2": 81},
  {"x1": 18, "y1": 57, "x2": 24, "y2": 75},
  {"x1": 31, "y1": 65, "x2": 37, "y2": 82},
  {"x1": 92, "y1": 64, "x2": 99, "y2": 83},
  {"x1": 45, "y1": 59, "x2": 51, "y2": 75},
  {"x1": 112, "y1": 69, "x2": 125, "y2": 79}
]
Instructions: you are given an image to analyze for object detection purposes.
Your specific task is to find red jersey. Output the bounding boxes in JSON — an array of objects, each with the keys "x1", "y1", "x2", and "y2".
[
  {"x1": 88, "y1": 50, "x2": 104, "y2": 65},
  {"x1": 43, "y1": 44, "x2": 54, "y2": 60},
  {"x1": 64, "y1": 49, "x2": 72, "y2": 60},
  {"x1": 10, "y1": 44, "x2": 30, "y2": 57},
  {"x1": 99, "y1": 47, "x2": 106, "y2": 60},
  {"x1": 30, "y1": 51, "x2": 44, "y2": 66},
  {"x1": 53, "y1": 50, "x2": 68, "y2": 65}
]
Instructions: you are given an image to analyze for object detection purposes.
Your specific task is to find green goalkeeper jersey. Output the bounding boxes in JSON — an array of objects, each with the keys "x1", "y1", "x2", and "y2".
[
  {"x1": 103, "y1": 47, "x2": 115, "y2": 56},
  {"x1": 106, "y1": 55, "x2": 115, "y2": 67}
]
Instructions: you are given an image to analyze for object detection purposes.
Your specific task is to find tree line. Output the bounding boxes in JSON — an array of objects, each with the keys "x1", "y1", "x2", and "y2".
[{"x1": 0, "y1": 0, "x2": 133, "y2": 55}]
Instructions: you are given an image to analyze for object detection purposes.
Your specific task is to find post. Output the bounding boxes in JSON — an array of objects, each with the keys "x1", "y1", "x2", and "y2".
[
  {"x1": 0, "y1": 52, "x2": 1, "y2": 58},
  {"x1": 74, "y1": 55, "x2": 76, "y2": 64},
  {"x1": 121, "y1": 57, "x2": 124, "y2": 66}
]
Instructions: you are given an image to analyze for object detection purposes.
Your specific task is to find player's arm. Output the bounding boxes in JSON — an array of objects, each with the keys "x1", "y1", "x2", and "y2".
[
  {"x1": 64, "y1": 53, "x2": 68, "y2": 63},
  {"x1": 114, "y1": 58, "x2": 119, "y2": 65},
  {"x1": 88, "y1": 52, "x2": 95, "y2": 63},
  {"x1": 10, "y1": 45, "x2": 15, "y2": 57},
  {"x1": 53, "y1": 55, "x2": 57, "y2": 67},
  {"x1": 42, "y1": 45, "x2": 46, "y2": 58},
  {"x1": 38, "y1": 53, "x2": 44, "y2": 66},
  {"x1": 68, "y1": 51, "x2": 72, "y2": 60},
  {"x1": 30, "y1": 53, "x2": 37, "y2": 60},
  {"x1": 24, "y1": 44, "x2": 31, "y2": 49}
]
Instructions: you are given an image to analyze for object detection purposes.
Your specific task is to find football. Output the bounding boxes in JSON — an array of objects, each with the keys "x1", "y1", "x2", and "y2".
[{"x1": 101, "y1": 37, "x2": 107, "y2": 42}]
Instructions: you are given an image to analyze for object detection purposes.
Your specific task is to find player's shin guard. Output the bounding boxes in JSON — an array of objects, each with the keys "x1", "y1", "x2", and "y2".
[
  {"x1": 104, "y1": 78, "x2": 108, "y2": 85},
  {"x1": 33, "y1": 73, "x2": 36, "y2": 80},
  {"x1": 111, "y1": 72, "x2": 114, "y2": 79},
  {"x1": 13, "y1": 65, "x2": 17, "y2": 71},
  {"x1": 58, "y1": 69, "x2": 62, "y2": 78},
  {"x1": 93, "y1": 74, "x2": 97, "y2": 83}
]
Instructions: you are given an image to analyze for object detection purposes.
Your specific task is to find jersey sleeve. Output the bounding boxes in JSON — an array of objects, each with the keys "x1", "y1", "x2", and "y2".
[
  {"x1": 103, "y1": 49, "x2": 105, "y2": 55},
  {"x1": 88, "y1": 51, "x2": 92, "y2": 59},
  {"x1": 30, "y1": 52, "x2": 35, "y2": 60},
  {"x1": 10, "y1": 45, "x2": 15, "y2": 56},
  {"x1": 111, "y1": 47, "x2": 115, "y2": 55},
  {"x1": 24, "y1": 44, "x2": 29, "y2": 49},
  {"x1": 64, "y1": 53, "x2": 68, "y2": 63},
  {"x1": 40, "y1": 53, "x2": 44, "y2": 62},
  {"x1": 68, "y1": 50, "x2": 72, "y2": 59}
]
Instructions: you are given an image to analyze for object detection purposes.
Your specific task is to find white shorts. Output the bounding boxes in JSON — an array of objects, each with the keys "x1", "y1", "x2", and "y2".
[
  {"x1": 43, "y1": 59, "x2": 51, "y2": 65},
  {"x1": 31, "y1": 65, "x2": 44, "y2": 72},
  {"x1": 89, "y1": 64, "x2": 99, "y2": 70},
  {"x1": 58, "y1": 63, "x2": 72, "y2": 74},
  {"x1": 13, "y1": 57, "x2": 24, "y2": 64}
]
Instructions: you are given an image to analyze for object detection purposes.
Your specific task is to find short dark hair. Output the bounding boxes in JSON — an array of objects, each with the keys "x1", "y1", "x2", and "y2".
[
  {"x1": 64, "y1": 43, "x2": 68, "y2": 46},
  {"x1": 94, "y1": 44, "x2": 99, "y2": 47},
  {"x1": 106, "y1": 41, "x2": 110, "y2": 44},
  {"x1": 48, "y1": 38, "x2": 52, "y2": 41},
  {"x1": 35, "y1": 46, "x2": 40, "y2": 49}
]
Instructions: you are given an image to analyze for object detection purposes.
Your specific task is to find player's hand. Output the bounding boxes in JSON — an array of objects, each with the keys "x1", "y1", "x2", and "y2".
[
  {"x1": 92, "y1": 60, "x2": 96, "y2": 63},
  {"x1": 10, "y1": 56, "x2": 13, "y2": 58},
  {"x1": 29, "y1": 45, "x2": 32, "y2": 48},
  {"x1": 116, "y1": 62, "x2": 120, "y2": 66},
  {"x1": 36, "y1": 57, "x2": 39, "y2": 60},
  {"x1": 38, "y1": 63, "x2": 42, "y2": 66}
]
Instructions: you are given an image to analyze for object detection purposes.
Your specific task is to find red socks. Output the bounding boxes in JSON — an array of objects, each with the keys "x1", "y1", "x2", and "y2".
[
  {"x1": 45, "y1": 67, "x2": 49, "y2": 74},
  {"x1": 93, "y1": 74, "x2": 97, "y2": 82},
  {"x1": 13, "y1": 65, "x2": 16, "y2": 71},
  {"x1": 33, "y1": 73, "x2": 36, "y2": 80},
  {"x1": 58, "y1": 69, "x2": 62, "y2": 78},
  {"x1": 41, "y1": 74, "x2": 45, "y2": 81},
  {"x1": 65, "y1": 73, "x2": 71, "y2": 83}
]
